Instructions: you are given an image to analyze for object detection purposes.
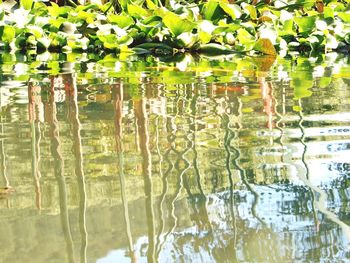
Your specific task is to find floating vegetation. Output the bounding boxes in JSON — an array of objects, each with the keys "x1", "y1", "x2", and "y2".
[{"x1": 0, "y1": 0, "x2": 349, "y2": 57}]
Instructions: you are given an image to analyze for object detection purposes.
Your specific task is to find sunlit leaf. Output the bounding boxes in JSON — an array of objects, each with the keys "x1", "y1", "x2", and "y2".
[
  {"x1": 254, "y1": 38, "x2": 276, "y2": 55},
  {"x1": 77, "y1": 10, "x2": 96, "y2": 24},
  {"x1": 294, "y1": 16, "x2": 316, "y2": 33},
  {"x1": 280, "y1": 19, "x2": 295, "y2": 36},
  {"x1": 338, "y1": 12, "x2": 350, "y2": 23},
  {"x1": 20, "y1": 0, "x2": 33, "y2": 10},
  {"x1": 237, "y1": 28, "x2": 255, "y2": 45},
  {"x1": 219, "y1": 3, "x2": 242, "y2": 20},
  {"x1": 1, "y1": 25, "x2": 15, "y2": 43},
  {"x1": 107, "y1": 14, "x2": 134, "y2": 29},
  {"x1": 146, "y1": 0, "x2": 158, "y2": 10},
  {"x1": 163, "y1": 12, "x2": 195, "y2": 37},
  {"x1": 127, "y1": 5, "x2": 149, "y2": 19},
  {"x1": 242, "y1": 3, "x2": 257, "y2": 20},
  {"x1": 202, "y1": 0, "x2": 224, "y2": 21},
  {"x1": 26, "y1": 25, "x2": 43, "y2": 38},
  {"x1": 323, "y1": 7, "x2": 334, "y2": 19}
]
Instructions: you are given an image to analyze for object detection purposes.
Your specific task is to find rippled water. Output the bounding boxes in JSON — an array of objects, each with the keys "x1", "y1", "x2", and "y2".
[{"x1": 0, "y1": 53, "x2": 350, "y2": 262}]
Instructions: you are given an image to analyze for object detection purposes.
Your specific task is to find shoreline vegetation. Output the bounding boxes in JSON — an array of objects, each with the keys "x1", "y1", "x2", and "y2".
[{"x1": 0, "y1": 0, "x2": 349, "y2": 58}]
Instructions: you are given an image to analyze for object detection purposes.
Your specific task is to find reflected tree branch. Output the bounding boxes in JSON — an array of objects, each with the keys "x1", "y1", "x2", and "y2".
[
  {"x1": 297, "y1": 99, "x2": 350, "y2": 245},
  {"x1": 47, "y1": 76, "x2": 75, "y2": 263},
  {"x1": 63, "y1": 73, "x2": 88, "y2": 263},
  {"x1": 134, "y1": 98, "x2": 155, "y2": 263},
  {"x1": 28, "y1": 81, "x2": 42, "y2": 210},
  {"x1": 233, "y1": 97, "x2": 265, "y2": 226},
  {"x1": 189, "y1": 89, "x2": 212, "y2": 232},
  {"x1": 113, "y1": 83, "x2": 136, "y2": 263}
]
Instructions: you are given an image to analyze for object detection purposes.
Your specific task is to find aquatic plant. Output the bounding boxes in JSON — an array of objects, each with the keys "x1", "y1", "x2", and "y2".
[{"x1": 0, "y1": 0, "x2": 349, "y2": 56}]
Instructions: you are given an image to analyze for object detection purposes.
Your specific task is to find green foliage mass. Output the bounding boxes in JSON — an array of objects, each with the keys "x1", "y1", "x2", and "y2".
[{"x1": 0, "y1": 0, "x2": 349, "y2": 56}]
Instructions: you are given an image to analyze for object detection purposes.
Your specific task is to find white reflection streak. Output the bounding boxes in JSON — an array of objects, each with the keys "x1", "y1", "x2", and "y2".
[{"x1": 297, "y1": 99, "x2": 350, "y2": 247}]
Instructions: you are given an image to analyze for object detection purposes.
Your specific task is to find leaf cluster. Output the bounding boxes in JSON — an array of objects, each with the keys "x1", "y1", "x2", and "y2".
[{"x1": 0, "y1": 0, "x2": 349, "y2": 56}]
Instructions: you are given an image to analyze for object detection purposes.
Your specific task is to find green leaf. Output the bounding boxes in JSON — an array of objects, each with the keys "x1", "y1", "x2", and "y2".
[
  {"x1": 133, "y1": 42, "x2": 173, "y2": 51},
  {"x1": 280, "y1": 19, "x2": 295, "y2": 36},
  {"x1": 107, "y1": 14, "x2": 134, "y2": 29},
  {"x1": 97, "y1": 34, "x2": 119, "y2": 50},
  {"x1": 133, "y1": 43, "x2": 173, "y2": 55},
  {"x1": 199, "y1": 31, "x2": 212, "y2": 44},
  {"x1": 49, "y1": 32, "x2": 66, "y2": 47},
  {"x1": 146, "y1": 0, "x2": 158, "y2": 10},
  {"x1": 48, "y1": 2, "x2": 60, "y2": 17},
  {"x1": 345, "y1": 33, "x2": 350, "y2": 45},
  {"x1": 128, "y1": 5, "x2": 149, "y2": 19},
  {"x1": 198, "y1": 43, "x2": 235, "y2": 55},
  {"x1": 48, "y1": 3, "x2": 71, "y2": 18},
  {"x1": 20, "y1": 0, "x2": 33, "y2": 10},
  {"x1": 254, "y1": 38, "x2": 276, "y2": 55},
  {"x1": 132, "y1": 47, "x2": 151, "y2": 55},
  {"x1": 202, "y1": 0, "x2": 224, "y2": 21},
  {"x1": 213, "y1": 23, "x2": 240, "y2": 34},
  {"x1": 242, "y1": 3, "x2": 257, "y2": 20},
  {"x1": 118, "y1": 35, "x2": 133, "y2": 46},
  {"x1": 237, "y1": 28, "x2": 255, "y2": 45},
  {"x1": 26, "y1": 25, "x2": 44, "y2": 38},
  {"x1": 294, "y1": 16, "x2": 316, "y2": 33},
  {"x1": 323, "y1": 7, "x2": 334, "y2": 19},
  {"x1": 219, "y1": 3, "x2": 242, "y2": 20},
  {"x1": 163, "y1": 12, "x2": 195, "y2": 37},
  {"x1": 1, "y1": 25, "x2": 15, "y2": 43},
  {"x1": 77, "y1": 10, "x2": 96, "y2": 24},
  {"x1": 338, "y1": 12, "x2": 350, "y2": 23},
  {"x1": 119, "y1": 0, "x2": 128, "y2": 11},
  {"x1": 76, "y1": 4, "x2": 99, "y2": 12}
]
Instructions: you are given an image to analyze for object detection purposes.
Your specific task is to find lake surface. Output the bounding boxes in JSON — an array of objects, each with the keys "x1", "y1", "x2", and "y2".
[{"x1": 0, "y1": 53, "x2": 350, "y2": 262}]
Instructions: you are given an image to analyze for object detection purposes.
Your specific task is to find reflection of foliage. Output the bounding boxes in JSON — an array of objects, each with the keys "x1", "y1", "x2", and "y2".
[{"x1": 1, "y1": 54, "x2": 350, "y2": 262}]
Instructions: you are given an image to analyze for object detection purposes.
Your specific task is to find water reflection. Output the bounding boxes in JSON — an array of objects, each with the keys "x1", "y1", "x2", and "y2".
[
  {"x1": 0, "y1": 55, "x2": 350, "y2": 262},
  {"x1": 47, "y1": 78, "x2": 75, "y2": 263}
]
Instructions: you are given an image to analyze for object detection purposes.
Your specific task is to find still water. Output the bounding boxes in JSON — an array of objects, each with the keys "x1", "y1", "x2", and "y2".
[{"x1": 0, "y1": 53, "x2": 350, "y2": 262}]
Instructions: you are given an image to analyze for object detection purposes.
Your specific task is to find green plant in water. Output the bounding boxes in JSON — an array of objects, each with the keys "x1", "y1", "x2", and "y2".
[{"x1": 0, "y1": 0, "x2": 349, "y2": 56}]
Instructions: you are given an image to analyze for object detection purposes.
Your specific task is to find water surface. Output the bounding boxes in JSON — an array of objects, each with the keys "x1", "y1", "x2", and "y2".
[{"x1": 0, "y1": 53, "x2": 350, "y2": 262}]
